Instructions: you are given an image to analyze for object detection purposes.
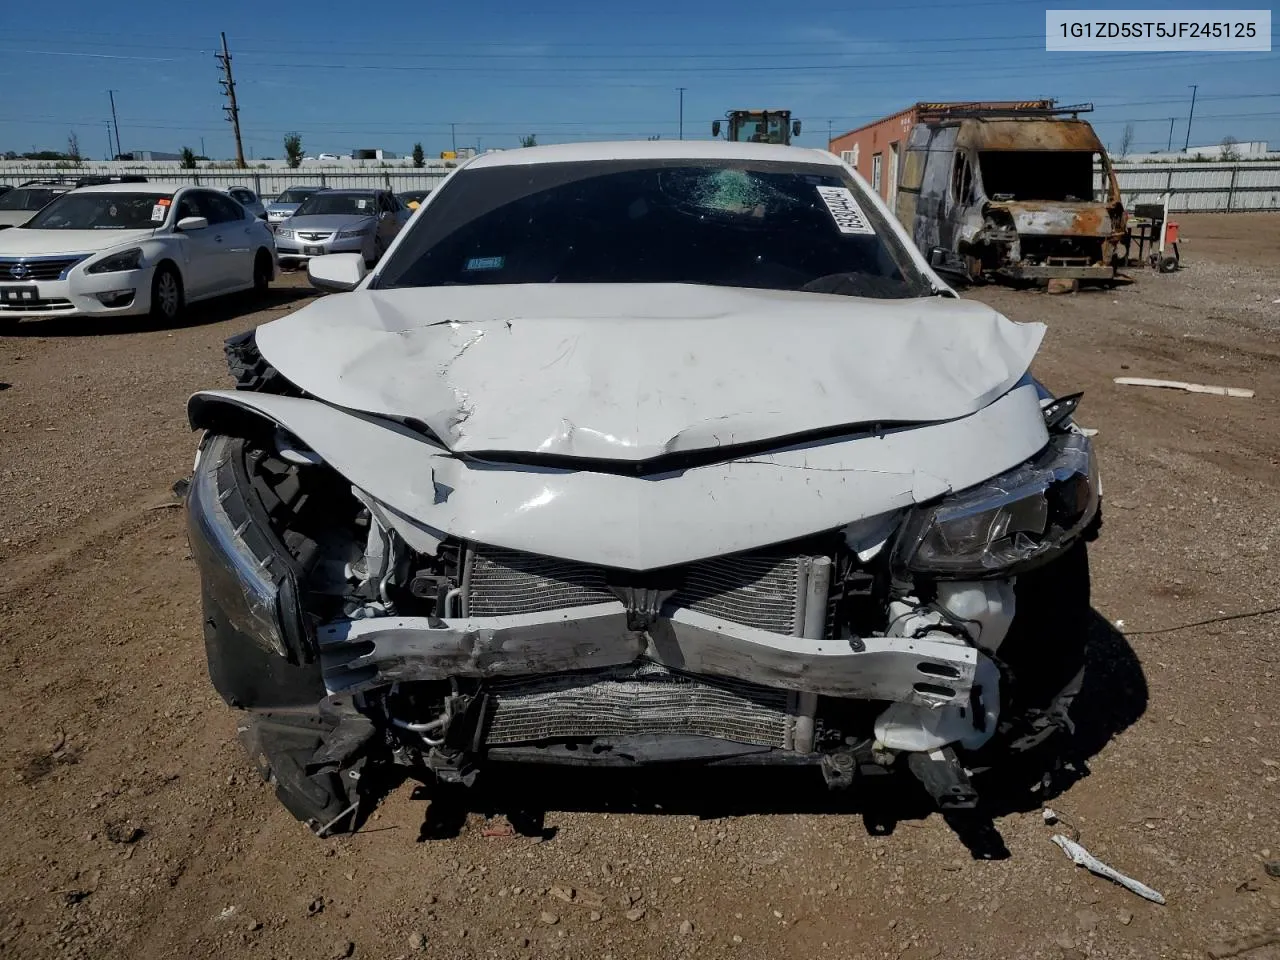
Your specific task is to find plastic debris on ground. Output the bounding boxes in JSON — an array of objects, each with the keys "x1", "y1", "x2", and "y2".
[
  {"x1": 1050, "y1": 834, "x2": 1167, "y2": 904},
  {"x1": 1113, "y1": 377, "x2": 1254, "y2": 399}
]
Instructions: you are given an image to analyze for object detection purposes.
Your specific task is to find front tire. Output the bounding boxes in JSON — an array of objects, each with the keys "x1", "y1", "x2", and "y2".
[{"x1": 150, "y1": 263, "x2": 184, "y2": 323}]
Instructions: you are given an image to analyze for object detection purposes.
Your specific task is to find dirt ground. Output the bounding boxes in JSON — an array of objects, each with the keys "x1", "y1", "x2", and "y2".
[{"x1": 1, "y1": 215, "x2": 1278, "y2": 960}]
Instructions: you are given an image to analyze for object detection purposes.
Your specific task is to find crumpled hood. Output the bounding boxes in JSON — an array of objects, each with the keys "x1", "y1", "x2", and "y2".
[
  {"x1": 255, "y1": 283, "x2": 1044, "y2": 461},
  {"x1": 0, "y1": 228, "x2": 154, "y2": 255}
]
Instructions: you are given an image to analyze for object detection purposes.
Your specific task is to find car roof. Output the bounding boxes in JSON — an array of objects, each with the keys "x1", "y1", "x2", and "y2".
[
  {"x1": 314, "y1": 188, "x2": 380, "y2": 195},
  {"x1": 72, "y1": 182, "x2": 186, "y2": 195},
  {"x1": 464, "y1": 140, "x2": 842, "y2": 170}
]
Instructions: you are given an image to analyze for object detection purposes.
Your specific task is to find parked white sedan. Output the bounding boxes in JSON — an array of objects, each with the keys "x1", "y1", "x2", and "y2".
[{"x1": 0, "y1": 183, "x2": 276, "y2": 323}]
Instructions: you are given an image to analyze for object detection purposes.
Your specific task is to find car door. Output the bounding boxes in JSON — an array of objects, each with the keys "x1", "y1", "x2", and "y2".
[
  {"x1": 202, "y1": 191, "x2": 255, "y2": 290},
  {"x1": 171, "y1": 192, "x2": 221, "y2": 298},
  {"x1": 375, "y1": 192, "x2": 400, "y2": 250},
  {"x1": 394, "y1": 193, "x2": 413, "y2": 228}
]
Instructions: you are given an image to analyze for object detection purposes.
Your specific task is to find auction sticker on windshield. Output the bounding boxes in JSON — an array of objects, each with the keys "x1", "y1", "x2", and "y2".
[{"x1": 816, "y1": 186, "x2": 875, "y2": 236}]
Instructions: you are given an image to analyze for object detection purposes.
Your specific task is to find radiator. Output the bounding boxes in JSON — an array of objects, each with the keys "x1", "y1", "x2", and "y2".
[
  {"x1": 463, "y1": 545, "x2": 815, "y2": 635},
  {"x1": 482, "y1": 661, "x2": 790, "y2": 747},
  {"x1": 463, "y1": 547, "x2": 614, "y2": 616}
]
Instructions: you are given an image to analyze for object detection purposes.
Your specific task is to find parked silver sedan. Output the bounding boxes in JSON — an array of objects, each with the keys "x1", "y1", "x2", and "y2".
[
  {"x1": 264, "y1": 185, "x2": 321, "y2": 232},
  {"x1": 274, "y1": 189, "x2": 410, "y2": 268}
]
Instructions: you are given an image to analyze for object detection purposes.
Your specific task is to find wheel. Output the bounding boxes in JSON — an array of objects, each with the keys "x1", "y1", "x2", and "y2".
[
  {"x1": 253, "y1": 249, "x2": 274, "y2": 296},
  {"x1": 150, "y1": 263, "x2": 184, "y2": 323}
]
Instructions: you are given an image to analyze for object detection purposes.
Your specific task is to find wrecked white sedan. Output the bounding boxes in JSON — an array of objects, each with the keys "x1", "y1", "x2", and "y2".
[{"x1": 185, "y1": 141, "x2": 1101, "y2": 833}]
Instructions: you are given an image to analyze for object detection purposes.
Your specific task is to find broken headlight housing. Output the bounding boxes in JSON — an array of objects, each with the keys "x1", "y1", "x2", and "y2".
[
  {"x1": 893, "y1": 431, "x2": 1099, "y2": 578},
  {"x1": 187, "y1": 434, "x2": 307, "y2": 659}
]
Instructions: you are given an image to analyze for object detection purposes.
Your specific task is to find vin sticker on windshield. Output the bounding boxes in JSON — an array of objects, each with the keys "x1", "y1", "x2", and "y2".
[
  {"x1": 151, "y1": 204, "x2": 167, "y2": 223},
  {"x1": 464, "y1": 256, "x2": 505, "y2": 272},
  {"x1": 815, "y1": 186, "x2": 875, "y2": 236}
]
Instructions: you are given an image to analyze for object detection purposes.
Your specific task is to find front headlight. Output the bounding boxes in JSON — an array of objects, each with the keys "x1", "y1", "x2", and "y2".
[
  {"x1": 337, "y1": 226, "x2": 371, "y2": 239},
  {"x1": 86, "y1": 247, "x2": 143, "y2": 274},
  {"x1": 893, "y1": 431, "x2": 1099, "y2": 577},
  {"x1": 276, "y1": 229, "x2": 293, "y2": 240}
]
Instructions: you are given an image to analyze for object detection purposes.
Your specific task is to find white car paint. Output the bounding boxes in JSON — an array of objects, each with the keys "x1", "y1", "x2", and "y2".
[
  {"x1": 255, "y1": 282, "x2": 1043, "y2": 459},
  {"x1": 193, "y1": 140, "x2": 1053, "y2": 567},
  {"x1": 0, "y1": 183, "x2": 275, "y2": 320},
  {"x1": 190, "y1": 382, "x2": 1048, "y2": 570}
]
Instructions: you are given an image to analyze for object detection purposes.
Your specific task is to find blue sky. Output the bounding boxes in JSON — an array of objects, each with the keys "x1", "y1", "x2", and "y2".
[{"x1": 1, "y1": 0, "x2": 1276, "y2": 159}]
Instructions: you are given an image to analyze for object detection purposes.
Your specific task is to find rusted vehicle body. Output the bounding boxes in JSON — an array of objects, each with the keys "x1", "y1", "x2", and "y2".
[{"x1": 896, "y1": 108, "x2": 1125, "y2": 284}]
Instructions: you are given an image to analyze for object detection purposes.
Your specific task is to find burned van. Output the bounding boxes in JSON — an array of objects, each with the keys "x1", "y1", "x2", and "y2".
[{"x1": 896, "y1": 107, "x2": 1125, "y2": 284}]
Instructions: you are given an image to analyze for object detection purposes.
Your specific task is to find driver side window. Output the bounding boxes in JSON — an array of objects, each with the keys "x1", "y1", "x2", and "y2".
[
  {"x1": 204, "y1": 192, "x2": 244, "y2": 224},
  {"x1": 175, "y1": 192, "x2": 206, "y2": 223}
]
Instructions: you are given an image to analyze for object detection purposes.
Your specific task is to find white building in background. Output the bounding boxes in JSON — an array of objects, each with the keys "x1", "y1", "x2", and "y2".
[{"x1": 1129, "y1": 140, "x2": 1277, "y2": 162}]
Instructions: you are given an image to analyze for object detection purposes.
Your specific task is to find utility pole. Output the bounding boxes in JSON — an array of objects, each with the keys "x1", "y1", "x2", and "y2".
[
  {"x1": 200, "y1": 136, "x2": 206, "y2": 158},
  {"x1": 677, "y1": 87, "x2": 686, "y2": 140},
  {"x1": 450, "y1": 123, "x2": 457, "y2": 153},
  {"x1": 1184, "y1": 84, "x2": 1198, "y2": 152},
  {"x1": 107, "y1": 90, "x2": 122, "y2": 159},
  {"x1": 216, "y1": 32, "x2": 247, "y2": 168},
  {"x1": 104, "y1": 121, "x2": 113, "y2": 161},
  {"x1": 1167, "y1": 117, "x2": 1175, "y2": 152},
  {"x1": 827, "y1": 119, "x2": 833, "y2": 149}
]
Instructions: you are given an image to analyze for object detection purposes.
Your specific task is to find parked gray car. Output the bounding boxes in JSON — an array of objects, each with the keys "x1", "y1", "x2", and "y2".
[
  {"x1": 0, "y1": 184, "x2": 72, "y2": 229},
  {"x1": 264, "y1": 185, "x2": 321, "y2": 232},
  {"x1": 275, "y1": 189, "x2": 410, "y2": 267},
  {"x1": 225, "y1": 186, "x2": 267, "y2": 221}
]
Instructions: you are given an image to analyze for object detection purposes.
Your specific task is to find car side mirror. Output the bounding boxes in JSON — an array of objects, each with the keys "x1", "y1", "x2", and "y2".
[
  {"x1": 308, "y1": 253, "x2": 367, "y2": 293},
  {"x1": 711, "y1": 120, "x2": 721, "y2": 138},
  {"x1": 792, "y1": 120, "x2": 802, "y2": 137},
  {"x1": 928, "y1": 246, "x2": 970, "y2": 284},
  {"x1": 176, "y1": 216, "x2": 208, "y2": 231}
]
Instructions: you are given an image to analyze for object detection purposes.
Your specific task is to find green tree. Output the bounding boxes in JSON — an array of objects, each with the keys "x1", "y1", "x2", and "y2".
[
  {"x1": 519, "y1": 134, "x2": 537, "y2": 148},
  {"x1": 411, "y1": 142, "x2": 425, "y2": 167},
  {"x1": 180, "y1": 146, "x2": 197, "y2": 169},
  {"x1": 283, "y1": 132, "x2": 304, "y2": 169}
]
